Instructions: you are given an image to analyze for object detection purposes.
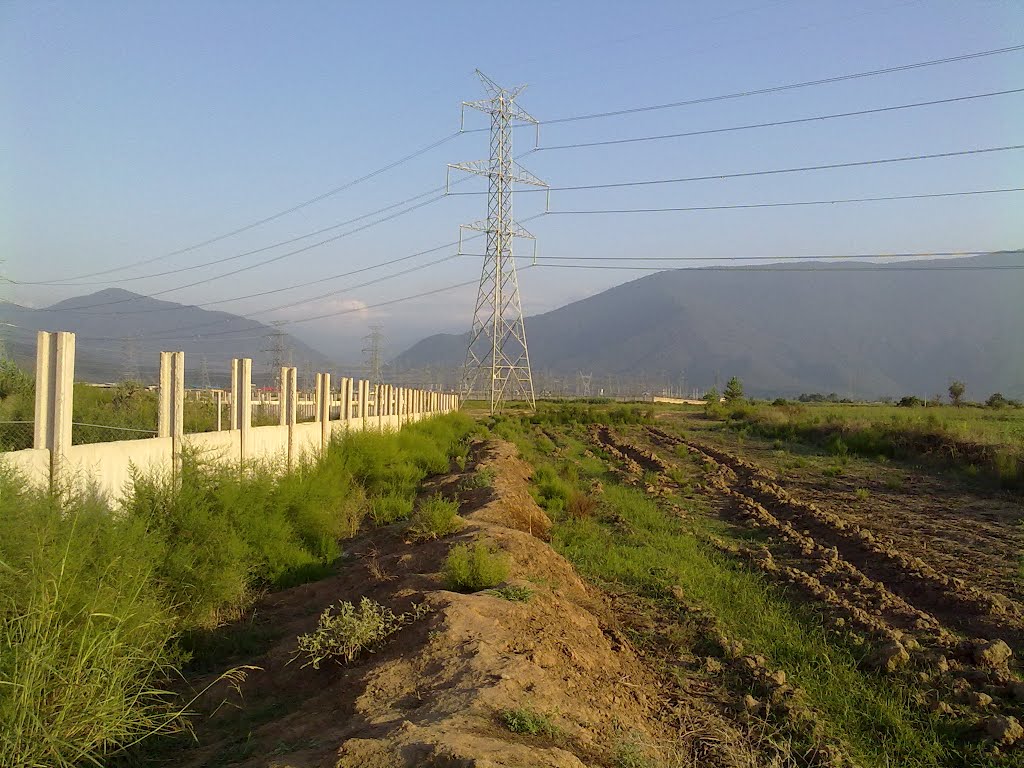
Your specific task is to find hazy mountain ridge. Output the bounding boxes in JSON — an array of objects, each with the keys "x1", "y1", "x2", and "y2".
[
  {"x1": 394, "y1": 252, "x2": 1024, "y2": 399},
  {"x1": 0, "y1": 288, "x2": 333, "y2": 385}
]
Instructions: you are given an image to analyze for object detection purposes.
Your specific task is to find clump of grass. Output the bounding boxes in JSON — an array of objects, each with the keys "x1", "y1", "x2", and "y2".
[
  {"x1": 292, "y1": 597, "x2": 428, "y2": 668},
  {"x1": 854, "y1": 487, "x2": 870, "y2": 500},
  {"x1": 822, "y1": 465, "x2": 844, "y2": 478},
  {"x1": 487, "y1": 584, "x2": 534, "y2": 602},
  {"x1": 566, "y1": 491, "x2": 599, "y2": 520},
  {"x1": 443, "y1": 541, "x2": 509, "y2": 592},
  {"x1": 407, "y1": 494, "x2": 463, "y2": 541},
  {"x1": 369, "y1": 492, "x2": 414, "y2": 525},
  {"x1": 500, "y1": 706, "x2": 561, "y2": 737},
  {"x1": 614, "y1": 738, "x2": 656, "y2": 768}
]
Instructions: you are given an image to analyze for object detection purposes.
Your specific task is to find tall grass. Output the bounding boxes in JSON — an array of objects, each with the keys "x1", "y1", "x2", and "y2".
[
  {"x1": 0, "y1": 412, "x2": 475, "y2": 766},
  {"x1": 727, "y1": 402, "x2": 1024, "y2": 488}
]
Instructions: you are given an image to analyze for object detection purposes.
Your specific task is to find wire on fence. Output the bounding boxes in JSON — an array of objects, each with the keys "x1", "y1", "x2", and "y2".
[{"x1": 0, "y1": 421, "x2": 34, "y2": 452}]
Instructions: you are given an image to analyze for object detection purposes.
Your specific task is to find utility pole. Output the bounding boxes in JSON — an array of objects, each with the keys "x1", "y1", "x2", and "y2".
[
  {"x1": 449, "y1": 70, "x2": 548, "y2": 414},
  {"x1": 362, "y1": 324, "x2": 384, "y2": 386}
]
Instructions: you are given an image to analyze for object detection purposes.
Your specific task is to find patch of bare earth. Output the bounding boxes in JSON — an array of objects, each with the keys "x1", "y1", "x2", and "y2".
[
  {"x1": 593, "y1": 420, "x2": 1024, "y2": 751},
  {"x1": 167, "y1": 439, "x2": 760, "y2": 768}
]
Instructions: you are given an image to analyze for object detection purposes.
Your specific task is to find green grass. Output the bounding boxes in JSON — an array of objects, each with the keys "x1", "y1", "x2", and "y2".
[
  {"x1": 442, "y1": 541, "x2": 510, "y2": 592},
  {"x1": 728, "y1": 402, "x2": 1024, "y2": 488},
  {"x1": 292, "y1": 597, "x2": 428, "y2": 668},
  {"x1": 0, "y1": 412, "x2": 475, "y2": 766},
  {"x1": 486, "y1": 584, "x2": 534, "y2": 602},
  {"x1": 500, "y1": 706, "x2": 561, "y2": 737}
]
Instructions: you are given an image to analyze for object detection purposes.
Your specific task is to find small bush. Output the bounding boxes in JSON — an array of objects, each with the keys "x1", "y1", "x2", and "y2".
[
  {"x1": 408, "y1": 494, "x2": 463, "y2": 541},
  {"x1": 293, "y1": 597, "x2": 427, "y2": 668},
  {"x1": 443, "y1": 542, "x2": 509, "y2": 592},
  {"x1": 566, "y1": 491, "x2": 599, "y2": 519},
  {"x1": 369, "y1": 493, "x2": 414, "y2": 525},
  {"x1": 854, "y1": 487, "x2": 870, "y2": 500},
  {"x1": 487, "y1": 585, "x2": 534, "y2": 602},
  {"x1": 460, "y1": 467, "x2": 496, "y2": 490},
  {"x1": 500, "y1": 707, "x2": 560, "y2": 737}
]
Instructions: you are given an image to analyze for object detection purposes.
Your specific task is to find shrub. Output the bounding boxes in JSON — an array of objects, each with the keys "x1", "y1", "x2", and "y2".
[
  {"x1": 443, "y1": 542, "x2": 509, "y2": 592},
  {"x1": 408, "y1": 494, "x2": 463, "y2": 541},
  {"x1": 724, "y1": 376, "x2": 744, "y2": 402},
  {"x1": 500, "y1": 707, "x2": 560, "y2": 737},
  {"x1": 986, "y1": 392, "x2": 1009, "y2": 409},
  {"x1": 293, "y1": 597, "x2": 428, "y2": 668},
  {"x1": 854, "y1": 487, "x2": 870, "y2": 500},
  {"x1": 369, "y1": 492, "x2": 414, "y2": 525},
  {"x1": 0, "y1": 471, "x2": 184, "y2": 767},
  {"x1": 566, "y1": 491, "x2": 599, "y2": 520},
  {"x1": 460, "y1": 467, "x2": 496, "y2": 490}
]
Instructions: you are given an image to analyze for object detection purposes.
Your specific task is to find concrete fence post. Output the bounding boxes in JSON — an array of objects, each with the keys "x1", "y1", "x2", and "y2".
[
  {"x1": 317, "y1": 372, "x2": 331, "y2": 449},
  {"x1": 231, "y1": 358, "x2": 252, "y2": 462},
  {"x1": 357, "y1": 379, "x2": 368, "y2": 428},
  {"x1": 33, "y1": 331, "x2": 75, "y2": 489},
  {"x1": 339, "y1": 377, "x2": 351, "y2": 422},
  {"x1": 157, "y1": 351, "x2": 185, "y2": 478},
  {"x1": 373, "y1": 383, "x2": 382, "y2": 430},
  {"x1": 280, "y1": 367, "x2": 297, "y2": 466}
]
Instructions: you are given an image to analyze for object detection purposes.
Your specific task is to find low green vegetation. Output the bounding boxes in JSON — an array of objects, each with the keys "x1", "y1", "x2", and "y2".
[
  {"x1": 0, "y1": 412, "x2": 474, "y2": 767},
  {"x1": 500, "y1": 706, "x2": 561, "y2": 737},
  {"x1": 460, "y1": 466, "x2": 495, "y2": 490},
  {"x1": 408, "y1": 494, "x2": 463, "y2": 541},
  {"x1": 715, "y1": 401, "x2": 1024, "y2": 488},
  {"x1": 443, "y1": 541, "x2": 509, "y2": 592},
  {"x1": 486, "y1": 584, "x2": 534, "y2": 602},
  {"x1": 292, "y1": 597, "x2": 429, "y2": 669}
]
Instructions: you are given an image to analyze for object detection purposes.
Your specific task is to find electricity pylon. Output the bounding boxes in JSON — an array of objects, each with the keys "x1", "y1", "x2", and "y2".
[
  {"x1": 362, "y1": 324, "x2": 384, "y2": 386},
  {"x1": 578, "y1": 371, "x2": 593, "y2": 398},
  {"x1": 449, "y1": 70, "x2": 547, "y2": 414},
  {"x1": 263, "y1": 324, "x2": 291, "y2": 381}
]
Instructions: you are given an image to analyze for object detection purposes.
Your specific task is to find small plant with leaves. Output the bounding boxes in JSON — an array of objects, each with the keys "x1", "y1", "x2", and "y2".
[
  {"x1": 293, "y1": 597, "x2": 428, "y2": 668},
  {"x1": 854, "y1": 487, "x2": 870, "y2": 500},
  {"x1": 443, "y1": 541, "x2": 509, "y2": 592},
  {"x1": 460, "y1": 467, "x2": 496, "y2": 491},
  {"x1": 407, "y1": 494, "x2": 463, "y2": 541},
  {"x1": 369, "y1": 492, "x2": 414, "y2": 525},
  {"x1": 487, "y1": 584, "x2": 534, "y2": 602},
  {"x1": 500, "y1": 707, "x2": 561, "y2": 737}
]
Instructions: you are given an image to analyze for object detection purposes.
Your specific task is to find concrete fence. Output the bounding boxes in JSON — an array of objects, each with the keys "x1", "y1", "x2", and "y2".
[{"x1": 1, "y1": 331, "x2": 460, "y2": 505}]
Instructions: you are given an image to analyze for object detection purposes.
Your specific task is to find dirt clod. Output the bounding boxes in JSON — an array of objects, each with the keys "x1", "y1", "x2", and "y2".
[
  {"x1": 973, "y1": 639, "x2": 1013, "y2": 669},
  {"x1": 865, "y1": 640, "x2": 910, "y2": 673},
  {"x1": 987, "y1": 715, "x2": 1024, "y2": 746}
]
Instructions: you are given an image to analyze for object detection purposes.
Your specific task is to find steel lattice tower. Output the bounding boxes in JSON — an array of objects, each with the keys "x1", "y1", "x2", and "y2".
[{"x1": 449, "y1": 70, "x2": 547, "y2": 413}]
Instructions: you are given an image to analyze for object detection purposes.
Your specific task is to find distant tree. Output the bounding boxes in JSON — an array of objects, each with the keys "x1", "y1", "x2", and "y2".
[
  {"x1": 898, "y1": 396, "x2": 924, "y2": 408},
  {"x1": 703, "y1": 387, "x2": 720, "y2": 403},
  {"x1": 928, "y1": 393, "x2": 944, "y2": 407},
  {"x1": 986, "y1": 392, "x2": 1009, "y2": 409},
  {"x1": 948, "y1": 380, "x2": 966, "y2": 407},
  {"x1": 724, "y1": 377, "x2": 744, "y2": 402}
]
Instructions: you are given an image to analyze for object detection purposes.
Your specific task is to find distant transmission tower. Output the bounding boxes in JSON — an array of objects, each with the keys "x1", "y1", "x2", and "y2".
[
  {"x1": 578, "y1": 371, "x2": 593, "y2": 397},
  {"x1": 449, "y1": 70, "x2": 548, "y2": 413},
  {"x1": 362, "y1": 324, "x2": 384, "y2": 386},
  {"x1": 263, "y1": 324, "x2": 291, "y2": 381},
  {"x1": 120, "y1": 335, "x2": 140, "y2": 383},
  {"x1": 198, "y1": 354, "x2": 212, "y2": 392}
]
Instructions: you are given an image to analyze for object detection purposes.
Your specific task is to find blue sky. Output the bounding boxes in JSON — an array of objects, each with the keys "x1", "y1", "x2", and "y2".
[{"x1": 2, "y1": 0, "x2": 1022, "y2": 361}]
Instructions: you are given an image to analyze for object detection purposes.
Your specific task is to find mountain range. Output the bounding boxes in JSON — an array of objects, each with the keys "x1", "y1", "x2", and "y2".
[
  {"x1": 394, "y1": 251, "x2": 1024, "y2": 400},
  {"x1": 0, "y1": 289, "x2": 332, "y2": 386}
]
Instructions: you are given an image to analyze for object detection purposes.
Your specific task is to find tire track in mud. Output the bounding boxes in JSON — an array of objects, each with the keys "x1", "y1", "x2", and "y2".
[
  {"x1": 646, "y1": 426, "x2": 1024, "y2": 651},
  {"x1": 589, "y1": 424, "x2": 1024, "y2": 745}
]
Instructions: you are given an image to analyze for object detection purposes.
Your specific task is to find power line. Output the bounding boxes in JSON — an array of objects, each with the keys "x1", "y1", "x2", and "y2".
[
  {"x1": 452, "y1": 144, "x2": 1024, "y2": 195},
  {"x1": 533, "y1": 262, "x2": 1024, "y2": 272},
  {"x1": 39, "y1": 192, "x2": 450, "y2": 314},
  {"x1": 16, "y1": 185, "x2": 451, "y2": 288},
  {"x1": 546, "y1": 187, "x2": 1024, "y2": 215},
  {"x1": 480, "y1": 250, "x2": 1014, "y2": 262},
  {"x1": 534, "y1": 43, "x2": 1024, "y2": 127},
  {"x1": 535, "y1": 87, "x2": 1024, "y2": 151},
  {"x1": 39, "y1": 131, "x2": 463, "y2": 284}
]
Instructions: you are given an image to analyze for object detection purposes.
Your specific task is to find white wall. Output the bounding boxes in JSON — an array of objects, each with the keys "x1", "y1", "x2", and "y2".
[{"x1": 64, "y1": 437, "x2": 173, "y2": 506}]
